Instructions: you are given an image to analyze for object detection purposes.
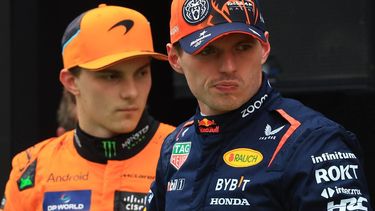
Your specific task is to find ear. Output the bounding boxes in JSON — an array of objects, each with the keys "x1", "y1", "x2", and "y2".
[
  {"x1": 56, "y1": 126, "x2": 66, "y2": 137},
  {"x1": 261, "y1": 31, "x2": 271, "y2": 64},
  {"x1": 166, "y1": 43, "x2": 184, "y2": 74},
  {"x1": 59, "y1": 69, "x2": 79, "y2": 96}
]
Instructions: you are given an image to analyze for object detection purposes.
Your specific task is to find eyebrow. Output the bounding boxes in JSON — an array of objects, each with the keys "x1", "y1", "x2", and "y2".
[
  {"x1": 102, "y1": 62, "x2": 151, "y2": 73},
  {"x1": 237, "y1": 37, "x2": 257, "y2": 44},
  {"x1": 136, "y1": 62, "x2": 151, "y2": 71}
]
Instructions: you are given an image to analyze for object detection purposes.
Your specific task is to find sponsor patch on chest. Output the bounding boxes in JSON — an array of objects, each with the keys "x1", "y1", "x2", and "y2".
[
  {"x1": 170, "y1": 142, "x2": 192, "y2": 170},
  {"x1": 223, "y1": 148, "x2": 263, "y2": 168},
  {"x1": 114, "y1": 191, "x2": 147, "y2": 211},
  {"x1": 43, "y1": 190, "x2": 91, "y2": 211}
]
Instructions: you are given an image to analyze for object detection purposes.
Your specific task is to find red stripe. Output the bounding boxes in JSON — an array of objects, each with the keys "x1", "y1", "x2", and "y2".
[
  {"x1": 176, "y1": 120, "x2": 194, "y2": 141},
  {"x1": 268, "y1": 109, "x2": 301, "y2": 167}
]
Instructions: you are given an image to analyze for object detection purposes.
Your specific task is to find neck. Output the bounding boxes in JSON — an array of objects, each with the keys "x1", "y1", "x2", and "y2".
[{"x1": 73, "y1": 111, "x2": 159, "y2": 163}]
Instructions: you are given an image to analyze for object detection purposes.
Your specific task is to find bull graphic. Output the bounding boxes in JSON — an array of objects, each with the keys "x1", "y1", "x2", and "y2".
[
  {"x1": 208, "y1": 0, "x2": 258, "y2": 25},
  {"x1": 183, "y1": 0, "x2": 261, "y2": 26}
]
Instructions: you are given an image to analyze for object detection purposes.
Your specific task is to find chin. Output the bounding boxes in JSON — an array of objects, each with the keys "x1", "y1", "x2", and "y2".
[
  {"x1": 108, "y1": 121, "x2": 137, "y2": 134},
  {"x1": 120, "y1": 125, "x2": 137, "y2": 134},
  {"x1": 215, "y1": 97, "x2": 242, "y2": 108}
]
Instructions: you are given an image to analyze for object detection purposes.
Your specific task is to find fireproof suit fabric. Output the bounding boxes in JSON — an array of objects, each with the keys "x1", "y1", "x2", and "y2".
[
  {"x1": 148, "y1": 74, "x2": 373, "y2": 211},
  {"x1": 2, "y1": 123, "x2": 174, "y2": 211}
]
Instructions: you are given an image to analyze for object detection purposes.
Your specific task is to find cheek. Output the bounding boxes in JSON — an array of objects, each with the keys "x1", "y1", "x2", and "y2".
[
  {"x1": 83, "y1": 83, "x2": 113, "y2": 104},
  {"x1": 142, "y1": 84, "x2": 151, "y2": 98},
  {"x1": 138, "y1": 78, "x2": 152, "y2": 97},
  {"x1": 240, "y1": 52, "x2": 263, "y2": 70},
  {"x1": 183, "y1": 71, "x2": 205, "y2": 96},
  {"x1": 180, "y1": 57, "x2": 212, "y2": 91},
  {"x1": 84, "y1": 90, "x2": 107, "y2": 109},
  {"x1": 145, "y1": 76, "x2": 152, "y2": 91}
]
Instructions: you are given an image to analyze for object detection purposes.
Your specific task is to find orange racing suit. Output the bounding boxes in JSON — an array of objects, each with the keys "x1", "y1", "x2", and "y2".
[{"x1": 1, "y1": 114, "x2": 174, "y2": 211}]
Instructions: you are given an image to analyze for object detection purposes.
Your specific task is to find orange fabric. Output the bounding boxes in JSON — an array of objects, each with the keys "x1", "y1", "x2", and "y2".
[
  {"x1": 62, "y1": 4, "x2": 167, "y2": 70},
  {"x1": 3, "y1": 123, "x2": 174, "y2": 211}
]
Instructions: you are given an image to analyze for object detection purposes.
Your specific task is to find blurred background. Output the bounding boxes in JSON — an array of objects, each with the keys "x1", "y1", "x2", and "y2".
[{"x1": 1, "y1": 0, "x2": 374, "y2": 205}]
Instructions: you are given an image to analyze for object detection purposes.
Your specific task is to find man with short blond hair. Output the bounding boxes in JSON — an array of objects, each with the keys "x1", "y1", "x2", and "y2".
[{"x1": 1, "y1": 4, "x2": 174, "y2": 210}]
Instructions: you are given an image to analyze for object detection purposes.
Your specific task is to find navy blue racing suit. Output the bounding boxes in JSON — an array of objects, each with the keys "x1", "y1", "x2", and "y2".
[{"x1": 147, "y1": 74, "x2": 373, "y2": 211}]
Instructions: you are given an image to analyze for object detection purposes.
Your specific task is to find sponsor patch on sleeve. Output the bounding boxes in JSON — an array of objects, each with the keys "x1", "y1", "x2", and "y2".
[
  {"x1": 1, "y1": 195, "x2": 6, "y2": 209},
  {"x1": 17, "y1": 159, "x2": 37, "y2": 191}
]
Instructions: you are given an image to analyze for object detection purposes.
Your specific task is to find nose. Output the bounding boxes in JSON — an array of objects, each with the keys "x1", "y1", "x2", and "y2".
[
  {"x1": 119, "y1": 79, "x2": 138, "y2": 99},
  {"x1": 219, "y1": 51, "x2": 236, "y2": 73}
]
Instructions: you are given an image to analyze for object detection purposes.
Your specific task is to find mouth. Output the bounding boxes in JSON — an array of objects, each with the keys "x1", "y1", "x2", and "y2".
[
  {"x1": 116, "y1": 107, "x2": 138, "y2": 112},
  {"x1": 213, "y1": 81, "x2": 239, "y2": 92}
]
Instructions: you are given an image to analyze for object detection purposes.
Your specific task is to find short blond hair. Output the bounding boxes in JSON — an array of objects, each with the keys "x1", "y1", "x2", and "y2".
[{"x1": 57, "y1": 89, "x2": 77, "y2": 130}]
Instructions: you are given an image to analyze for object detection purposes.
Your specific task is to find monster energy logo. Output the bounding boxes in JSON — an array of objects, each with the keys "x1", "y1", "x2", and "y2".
[{"x1": 102, "y1": 141, "x2": 117, "y2": 158}]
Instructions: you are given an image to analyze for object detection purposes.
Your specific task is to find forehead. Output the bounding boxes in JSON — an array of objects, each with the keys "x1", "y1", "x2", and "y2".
[
  {"x1": 209, "y1": 33, "x2": 258, "y2": 45},
  {"x1": 99, "y1": 56, "x2": 152, "y2": 72}
]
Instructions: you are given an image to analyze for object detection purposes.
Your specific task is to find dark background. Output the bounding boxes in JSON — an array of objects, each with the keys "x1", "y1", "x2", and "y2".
[{"x1": 1, "y1": 0, "x2": 374, "y2": 207}]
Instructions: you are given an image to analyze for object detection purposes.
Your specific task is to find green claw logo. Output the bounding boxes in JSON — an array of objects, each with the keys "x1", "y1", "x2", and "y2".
[{"x1": 102, "y1": 141, "x2": 117, "y2": 158}]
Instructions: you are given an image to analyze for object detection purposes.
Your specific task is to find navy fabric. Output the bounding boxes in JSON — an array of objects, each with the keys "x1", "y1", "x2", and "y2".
[{"x1": 148, "y1": 73, "x2": 373, "y2": 211}]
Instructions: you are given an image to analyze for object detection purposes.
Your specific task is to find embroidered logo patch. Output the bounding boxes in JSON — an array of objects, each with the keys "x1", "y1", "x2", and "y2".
[
  {"x1": 182, "y1": 0, "x2": 210, "y2": 25},
  {"x1": 114, "y1": 191, "x2": 148, "y2": 211},
  {"x1": 170, "y1": 142, "x2": 192, "y2": 170},
  {"x1": 197, "y1": 118, "x2": 220, "y2": 133},
  {"x1": 223, "y1": 148, "x2": 263, "y2": 168},
  {"x1": 17, "y1": 159, "x2": 37, "y2": 191},
  {"x1": 43, "y1": 190, "x2": 91, "y2": 211},
  {"x1": 102, "y1": 140, "x2": 117, "y2": 158}
]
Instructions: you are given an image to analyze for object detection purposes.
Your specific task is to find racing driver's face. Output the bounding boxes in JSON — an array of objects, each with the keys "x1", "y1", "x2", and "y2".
[
  {"x1": 167, "y1": 33, "x2": 270, "y2": 116},
  {"x1": 63, "y1": 56, "x2": 152, "y2": 138}
]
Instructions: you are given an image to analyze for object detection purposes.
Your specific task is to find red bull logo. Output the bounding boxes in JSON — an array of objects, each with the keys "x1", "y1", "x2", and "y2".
[
  {"x1": 198, "y1": 118, "x2": 216, "y2": 127},
  {"x1": 209, "y1": 0, "x2": 259, "y2": 25},
  {"x1": 198, "y1": 118, "x2": 220, "y2": 133}
]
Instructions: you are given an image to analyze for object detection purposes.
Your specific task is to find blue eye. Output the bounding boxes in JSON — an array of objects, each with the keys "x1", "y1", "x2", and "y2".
[
  {"x1": 107, "y1": 75, "x2": 116, "y2": 80},
  {"x1": 96, "y1": 72, "x2": 120, "y2": 81},
  {"x1": 139, "y1": 69, "x2": 149, "y2": 76},
  {"x1": 236, "y1": 42, "x2": 255, "y2": 51},
  {"x1": 136, "y1": 65, "x2": 151, "y2": 78},
  {"x1": 199, "y1": 46, "x2": 216, "y2": 56},
  {"x1": 106, "y1": 73, "x2": 118, "y2": 80},
  {"x1": 238, "y1": 45, "x2": 249, "y2": 51}
]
